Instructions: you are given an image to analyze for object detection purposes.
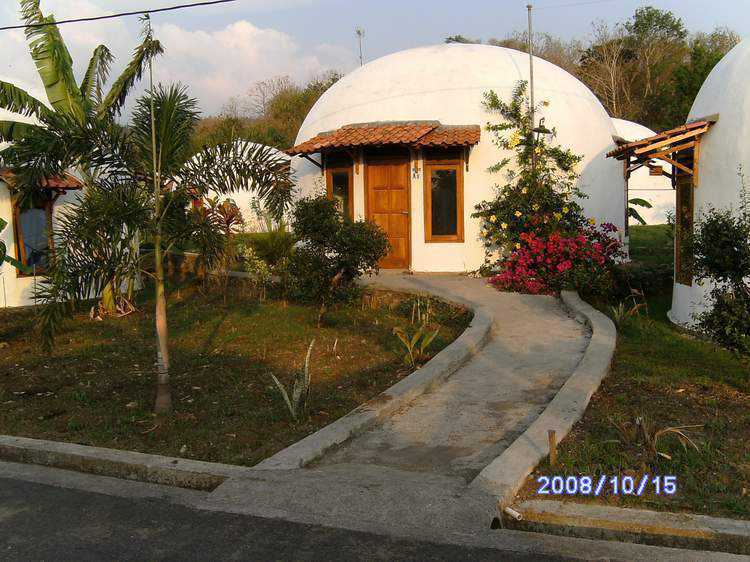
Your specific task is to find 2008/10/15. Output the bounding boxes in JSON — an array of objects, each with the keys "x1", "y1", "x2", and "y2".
[{"x1": 537, "y1": 475, "x2": 677, "y2": 496}]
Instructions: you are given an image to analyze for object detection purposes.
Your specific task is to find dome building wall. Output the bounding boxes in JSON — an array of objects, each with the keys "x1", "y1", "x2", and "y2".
[
  {"x1": 292, "y1": 44, "x2": 625, "y2": 272},
  {"x1": 670, "y1": 39, "x2": 750, "y2": 325}
]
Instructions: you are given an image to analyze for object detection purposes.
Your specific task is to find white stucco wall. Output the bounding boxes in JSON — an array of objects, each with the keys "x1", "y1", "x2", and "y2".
[
  {"x1": 1, "y1": 180, "x2": 80, "y2": 308},
  {"x1": 669, "y1": 38, "x2": 750, "y2": 326},
  {"x1": 292, "y1": 44, "x2": 625, "y2": 272},
  {"x1": 612, "y1": 118, "x2": 674, "y2": 225}
]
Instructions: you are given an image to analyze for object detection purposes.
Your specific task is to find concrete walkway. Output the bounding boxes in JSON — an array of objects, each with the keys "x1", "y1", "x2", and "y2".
[{"x1": 318, "y1": 274, "x2": 589, "y2": 482}]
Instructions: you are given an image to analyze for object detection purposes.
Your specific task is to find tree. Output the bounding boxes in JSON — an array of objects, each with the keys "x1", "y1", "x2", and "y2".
[
  {"x1": 445, "y1": 35, "x2": 481, "y2": 44},
  {"x1": 489, "y1": 32, "x2": 583, "y2": 77},
  {"x1": 1, "y1": 84, "x2": 294, "y2": 414},
  {"x1": 0, "y1": 0, "x2": 162, "y2": 146}
]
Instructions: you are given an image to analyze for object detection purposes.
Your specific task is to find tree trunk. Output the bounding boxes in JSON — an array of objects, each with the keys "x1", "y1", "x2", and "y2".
[{"x1": 153, "y1": 229, "x2": 172, "y2": 414}]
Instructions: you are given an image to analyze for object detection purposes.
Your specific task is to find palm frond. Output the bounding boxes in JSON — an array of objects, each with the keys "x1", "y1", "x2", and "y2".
[
  {"x1": 628, "y1": 197, "x2": 653, "y2": 209},
  {"x1": 19, "y1": 0, "x2": 85, "y2": 121},
  {"x1": 0, "y1": 81, "x2": 50, "y2": 120},
  {"x1": 0, "y1": 120, "x2": 41, "y2": 143},
  {"x1": 181, "y1": 140, "x2": 295, "y2": 219},
  {"x1": 80, "y1": 45, "x2": 113, "y2": 106},
  {"x1": 628, "y1": 207, "x2": 648, "y2": 226},
  {"x1": 99, "y1": 36, "x2": 163, "y2": 117}
]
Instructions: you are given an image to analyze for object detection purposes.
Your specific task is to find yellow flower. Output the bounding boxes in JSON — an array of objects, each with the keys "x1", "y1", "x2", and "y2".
[
  {"x1": 521, "y1": 187, "x2": 528, "y2": 194},
  {"x1": 501, "y1": 222, "x2": 508, "y2": 230},
  {"x1": 563, "y1": 206, "x2": 569, "y2": 214},
  {"x1": 588, "y1": 217, "x2": 597, "y2": 225},
  {"x1": 515, "y1": 243, "x2": 521, "y2": 250},
  {"x1": 489, "y1": 215, "x2": 497, "y2": 223},
  {"x1": 514, "y1": 210, "x2": 522, "y2": 218},
  {"x1": 532, "y1": 203, "x2": 540, "y2": 211},
  {"x1": 534, "y1": 146, "x2": 542, "y2": 155},
  {"x1": 507, "y1": 131, "x2": 521, "y2": 149},
  {"x1": 554, "y1": 212, "x2": 563, "y2": 221}
]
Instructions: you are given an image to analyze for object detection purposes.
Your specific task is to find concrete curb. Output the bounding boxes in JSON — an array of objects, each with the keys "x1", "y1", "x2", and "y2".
[
  {"x1": 256, "y1": 301, "x2": 494, "y2": 470},
  {"x1": 0, "y1": 435, "x2": 252, "y2": 490},
  {"x1": 470, "y1": 290, "x2": 616, "y2": 509},
  {"x1": 508, "y1": 499, "x2": 750, "y2": 555}
]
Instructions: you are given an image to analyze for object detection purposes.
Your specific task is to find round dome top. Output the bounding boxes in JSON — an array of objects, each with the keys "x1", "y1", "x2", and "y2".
[
  {"x1": 296, "y1": 44, "x2": 614, "y2": 145},
  {"x1": 688, "y1": 38, "x2": 750, "y2": 206},
  {"x1": 612, "y1": 118, "x2": 657, "y2": 142}
]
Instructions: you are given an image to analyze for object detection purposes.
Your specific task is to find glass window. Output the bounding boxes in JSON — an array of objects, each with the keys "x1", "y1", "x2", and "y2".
[
  {"x1": 14, "y1": 204, "x2": 51, "y2": 273},
  {"x1": 430, "y1": 169, "x2": 458, "y2": 236},
  {"x1": 331, "y1": 171, "x2": 351, "y2": 217}
]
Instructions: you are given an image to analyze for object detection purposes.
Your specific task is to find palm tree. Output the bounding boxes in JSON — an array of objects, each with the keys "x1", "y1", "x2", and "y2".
[
  {"x1": 0, "y1": 0, "x2": 163, "y2": 144},
  {"x1": 628, "y1": 197, "x2": 653, "y2": 225},
  {"x1": 1, "y1": 84, "x2": 294, "y2": 414}
]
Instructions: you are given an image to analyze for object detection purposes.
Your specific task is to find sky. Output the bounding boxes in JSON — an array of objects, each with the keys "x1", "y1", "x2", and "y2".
[{"x1": 0, "y1": 0, "x2": 748, "y2": 117}]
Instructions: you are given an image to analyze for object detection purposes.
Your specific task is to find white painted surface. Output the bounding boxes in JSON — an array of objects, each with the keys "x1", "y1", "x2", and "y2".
[
  {"x1": 670, "y1": 38, "x2": 750, "y2": 325},
  {"x1": 292, "y1": 44, "x2": 625, "y2": 272},
  {"x1": 612, "y1": 118, "x2": 674, "y2": 225}
]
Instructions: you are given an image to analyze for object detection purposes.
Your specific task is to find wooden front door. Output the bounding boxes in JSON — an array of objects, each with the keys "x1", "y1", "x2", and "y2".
[{"x1": 365, "y1": 151, "x2": 410, "y2": 269}]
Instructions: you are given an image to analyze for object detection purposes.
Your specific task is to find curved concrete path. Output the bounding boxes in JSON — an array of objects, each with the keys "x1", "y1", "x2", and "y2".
[
  {"x1": 317, "y1": 273, "x2": 589, "y2": 480},
  {"x1": 203, "y1": 273, "x2": 592, "y2": 539}
]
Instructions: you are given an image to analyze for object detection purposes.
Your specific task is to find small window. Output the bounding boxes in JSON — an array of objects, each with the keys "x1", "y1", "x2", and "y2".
[
  {"x1": 13, "y1": 199, "x2": 52, "y2": 276},
  {"x1": 326, "y1": 154, "x2": 353, "y2": 219},
  {"x1": 424, "y1": 153, "x2": 464, "y2": 242}
]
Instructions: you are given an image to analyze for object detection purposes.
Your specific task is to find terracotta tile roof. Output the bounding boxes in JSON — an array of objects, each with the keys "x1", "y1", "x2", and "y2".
[
  {"x1": 415, "y1": 125, "x2": 481, "y2": 147},
  {"x1": 0, "y1": 169, "x2": 83, "y2": 190},
  {"x1": 288, "y1": 121, "x2": 481, "y2": 155},
  {"x1": 607, "y1": 120, "x2": 713, "y2": 159}
]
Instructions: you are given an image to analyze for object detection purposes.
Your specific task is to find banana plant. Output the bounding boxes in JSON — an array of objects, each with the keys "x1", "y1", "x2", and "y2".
[
  {"x1": 628, "y1": 197, "x2": 653, "y2": 226},
  {"x1": 0, "y1": 0, "x2": 163, "y2": 148},
  {"x1": 0, "y1": 217, "x2": 31, "y2": 274}
]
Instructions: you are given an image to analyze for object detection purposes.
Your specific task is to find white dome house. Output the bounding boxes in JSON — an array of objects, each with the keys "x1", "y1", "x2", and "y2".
[
  {"x1": 289, "y1": 44, "x2": 625, "y2": 272},
  {"x1": 612, "y1": 118, "x2": 674, "y2": 225},
  {"x1": 668, "y1": 39, "x2": 750, "y2": 325}
]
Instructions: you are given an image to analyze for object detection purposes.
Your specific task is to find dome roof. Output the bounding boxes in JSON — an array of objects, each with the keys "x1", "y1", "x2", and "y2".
[
  {"x1": 296, "y1": 44, "x2": 615, "y2": 146},
  {"x1": 688, "y1": 38, "x2": 750, "y2": 207},
  {"x1": 612, "y1": 118, "x2": 657, "y2": 142}
]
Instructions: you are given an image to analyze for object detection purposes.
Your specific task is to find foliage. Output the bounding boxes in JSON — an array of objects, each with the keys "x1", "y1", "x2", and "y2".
[
  {"x1": 270, "y1": 339, "x2": 315, "y2": 421},
  {"x1": 0, "y1": 0, "x2": 162, "y2": 146},
  {"x1": 628, "y1": 197, "x2": 652, "y2": 226},
  {"x1": 490, "y1": 224, "x2": 623, "y2": 295},
  {"x1": 392, "y1": 324, "x2": 440, "y2": 369},
  {"x1": 237, "y1": 243, "x2": 272, "y2": 300},
  {"x1": 693, "y1": 178, "x2": 750, "y2": 355},
  {"x1": 0, "y1": 217, "x2": 31, "y2": 273},
  {"x1": 190, "y1": 72, "x2": 341, "y2": 152},
  {"x1": 473, "y1": 81, "x2": 587, "y2": 256},
  {"x1": 289, "y1": 196, "x2": 389, "y2": 325}
]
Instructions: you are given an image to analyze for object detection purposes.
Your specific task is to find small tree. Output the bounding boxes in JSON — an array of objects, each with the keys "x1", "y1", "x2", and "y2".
[{"x1": 290, "y1": 196, "x2": 388, "y2": 326}]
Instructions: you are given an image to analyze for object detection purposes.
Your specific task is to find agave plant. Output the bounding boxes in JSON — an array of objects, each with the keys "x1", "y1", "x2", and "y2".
[{"x1": 270, "y1": 339, "x2": 315, "y2": 421}]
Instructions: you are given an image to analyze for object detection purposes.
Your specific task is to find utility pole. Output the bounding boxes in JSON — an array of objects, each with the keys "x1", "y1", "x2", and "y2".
[
  {"x1": 527, "y1": 4, "x2": 536, "y2": 180},
  {"x1": 355, "y1": 27, "x2": 365, "y2": 66}
]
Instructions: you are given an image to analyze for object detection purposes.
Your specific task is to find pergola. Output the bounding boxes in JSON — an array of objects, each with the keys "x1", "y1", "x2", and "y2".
[{"x1": 606, "y1": 117, "x2": 717, "y2": 284}]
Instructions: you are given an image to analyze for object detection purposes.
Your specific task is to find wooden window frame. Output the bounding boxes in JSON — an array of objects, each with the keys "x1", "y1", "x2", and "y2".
[
  {"x1": 12, "y1": 197, "x2": 54, "y2": 278},
  {"x1": 423, "y1": 154, "x2": 464, "y2": 243},
  {"x1": 325, "y1": 162, "x2": 354, "y2": 220}
]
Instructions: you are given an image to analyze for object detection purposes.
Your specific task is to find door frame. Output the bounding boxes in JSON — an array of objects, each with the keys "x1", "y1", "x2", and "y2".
[{"x1": 363, "y1": 148, "x2": 412, "y2": 270}]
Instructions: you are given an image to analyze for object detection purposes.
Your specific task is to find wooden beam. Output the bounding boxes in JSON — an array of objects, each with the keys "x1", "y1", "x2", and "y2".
[
  {"x1": 649, "y1": 141, "x2": 696, "y2": 161},
  {"x1": 634, "y1": 127, "x2": 707, "y2": 155},
  {"x1": 658, "y1": 155, "x2": 693, "y2": 176},
  {"x1": 693, "y1": 137, "x2": 701, "y2": 188}
]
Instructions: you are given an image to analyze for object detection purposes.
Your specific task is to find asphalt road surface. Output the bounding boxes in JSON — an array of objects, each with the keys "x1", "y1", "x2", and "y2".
[{"x1": 0, "y1": 477, "x2": 567, "y2": 561}]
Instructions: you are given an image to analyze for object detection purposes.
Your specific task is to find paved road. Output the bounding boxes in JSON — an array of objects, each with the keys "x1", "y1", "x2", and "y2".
[{"x1": 0, "y1": 477, "x2": 565, "y2": 562}]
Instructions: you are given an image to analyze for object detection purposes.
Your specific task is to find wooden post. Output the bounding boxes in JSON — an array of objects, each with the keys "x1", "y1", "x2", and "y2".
[{"x1": 548, "y1": 429, "x2": 557, "y2": 467}]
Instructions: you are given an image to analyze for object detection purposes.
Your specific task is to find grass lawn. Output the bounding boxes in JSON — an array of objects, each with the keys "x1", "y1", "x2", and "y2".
[
  {"x1": 521, "y1": 224, "x2": 750, "y2": 519},
  {"x1": 0, "y1": 282, "x2": 470, "y2": 466}
]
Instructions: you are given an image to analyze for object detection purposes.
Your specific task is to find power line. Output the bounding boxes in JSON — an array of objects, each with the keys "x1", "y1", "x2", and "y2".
[{"x1": 0, "y1": 0, "x2": 241, "y2": 32}]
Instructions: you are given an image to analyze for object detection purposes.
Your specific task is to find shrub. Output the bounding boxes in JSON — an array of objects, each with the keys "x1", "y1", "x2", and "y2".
[
  {"x1": 489, "y1": 223, "x2": 623, "y2": 295},
  {"x1": 693, "y1": 183, "x2": 750, "y2": 354},
  {"x1": 234, "y1": 229, "x2": 294, "y2": 267},
  {"x1": 290, "y1": 196, "x2": 389, "y2": 325},
  {"x1": 236, "y1": 243, "x2": 272, "y2": 300}
]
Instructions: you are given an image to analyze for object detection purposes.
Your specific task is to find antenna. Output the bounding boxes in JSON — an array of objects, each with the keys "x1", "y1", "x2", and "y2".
[
  {"x1": 527, "y1": 4, "x2": 536, "y2": 180},
  {"x1": 355, "y1": 27, "x2": 365, "y2": 66}
]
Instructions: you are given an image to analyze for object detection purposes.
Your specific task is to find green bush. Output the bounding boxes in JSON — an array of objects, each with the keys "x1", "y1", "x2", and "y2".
[
  {"x1": 234, "y1": 228, "x2": 294, "y2": 267},
  {"x1": 290, "y1": 196, "x2": 389, "y2": 325}
]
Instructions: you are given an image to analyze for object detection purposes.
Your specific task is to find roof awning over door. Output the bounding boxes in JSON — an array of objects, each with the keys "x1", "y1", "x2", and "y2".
[{"x1": 287, "y1": 121, "x2": 481, "y2": 156}]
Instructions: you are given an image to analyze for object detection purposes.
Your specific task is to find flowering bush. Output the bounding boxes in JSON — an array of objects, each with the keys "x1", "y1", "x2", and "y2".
[{"x1": 490, "y1": 223, "x2": 624, "y2": 295}]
